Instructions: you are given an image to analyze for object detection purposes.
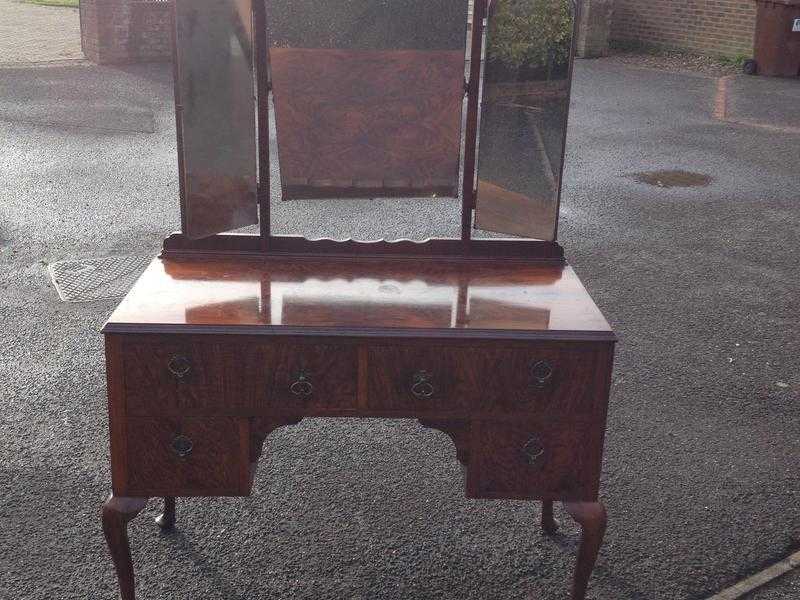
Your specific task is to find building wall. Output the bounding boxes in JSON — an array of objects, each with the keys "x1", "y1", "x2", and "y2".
[
  {"x1": 80, "y1": 0, "x2": 171, "y2": 64},
  {"x1": 611, "y1": 0, "x2": 757, "y2": 58},
  {"x1": 576, "y1": 0, "x2": 615, "y2": 58}
]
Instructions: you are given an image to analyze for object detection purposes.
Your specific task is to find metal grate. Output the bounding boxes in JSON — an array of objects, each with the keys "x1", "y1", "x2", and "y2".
[{"x1": 48, "y1": 255, "x2": 151, "y2": 303}]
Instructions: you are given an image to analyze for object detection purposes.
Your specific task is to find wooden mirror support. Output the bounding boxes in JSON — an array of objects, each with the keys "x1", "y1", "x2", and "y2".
[
  {"x1": 101, "y1": 2, "x2": 615, "y2": 599},
  {"x1": 165, "y1": 0, "x2": 576, "y2": 255}
]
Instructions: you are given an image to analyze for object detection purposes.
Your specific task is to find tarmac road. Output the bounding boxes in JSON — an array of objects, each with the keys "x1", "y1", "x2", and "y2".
[{"x1": 0, "y1": 59, "x2": 799, "y2": 599}]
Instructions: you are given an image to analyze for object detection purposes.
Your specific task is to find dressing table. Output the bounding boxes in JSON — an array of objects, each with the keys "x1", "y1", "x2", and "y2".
[{"x1": 101, "y1": 1, "x2": 615, "y2": 599}]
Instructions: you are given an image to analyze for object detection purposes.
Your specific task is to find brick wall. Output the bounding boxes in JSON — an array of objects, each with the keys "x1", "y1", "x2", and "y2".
[
  {"x1": 129, "y1": 0, "x2": 172, "y2": 60},
  {"x1": 611, "y1": 0, "x2": 757, "y2": 58},
  {"x1": 576, "y1": 0, "x2": 614, "y2": 58},
  {"x1": 80, "y1": 0, "x2": 171, "y2": 64}
]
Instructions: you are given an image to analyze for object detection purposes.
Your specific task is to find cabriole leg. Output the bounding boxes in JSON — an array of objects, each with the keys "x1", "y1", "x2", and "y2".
[
  {"x1": 155, "y1": 497, "x2": 176, "y2": 530},
  {"x1": 102, "y1": 495, "x2": 148, "y2": 600},
  {"x1": 564, "y1": 501, "x2": 607, "y2": 600},
  {"x1": 541, "y1": 500, "x2": 559, "y2": 535}
]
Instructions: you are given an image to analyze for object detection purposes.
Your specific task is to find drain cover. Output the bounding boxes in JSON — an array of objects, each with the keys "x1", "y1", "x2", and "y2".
[{"x1": 48, "y1": 255, "x2": 151, "y2": 302}]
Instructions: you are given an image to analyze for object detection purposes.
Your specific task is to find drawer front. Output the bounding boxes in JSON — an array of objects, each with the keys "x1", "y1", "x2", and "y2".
[
  {"x1": 366, "y1": 346, "x2": 479, "y2": 412},
  {"x1": 124, "y1": 417, "x2": 249, "y2": 496},
  {"x1": 467, "y1": 419, "x2": 602, "y2": 500},
  {"x1": 239, "y1": 343, "x2": 357, "y2": 412},
  {"x1": 475, "y1": 344, "x2": 606, "y2": 418},
  {"x1": 123, "y1": 340, "x2": 232, "y2": 414},
  {"x1": 121, "y1": 337, "x2": 357, "y2": 415},
  {"x1": 366, "y1": 343, "x2": 608, "y2": 417}
]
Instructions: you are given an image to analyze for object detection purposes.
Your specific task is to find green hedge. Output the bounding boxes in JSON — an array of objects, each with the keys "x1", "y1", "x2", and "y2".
[{"x1": 487, "y1": 0, "x2": 573, "y2": 71}]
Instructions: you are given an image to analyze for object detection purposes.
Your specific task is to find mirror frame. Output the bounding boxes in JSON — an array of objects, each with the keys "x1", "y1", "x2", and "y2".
[{"x1": 164, "y1": 0, "x2": 578, "y2": 261}]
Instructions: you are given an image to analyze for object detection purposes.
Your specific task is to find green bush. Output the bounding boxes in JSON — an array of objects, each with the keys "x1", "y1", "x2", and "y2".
[{"x1": 487, "y1": 0, "x2": 573, "y2": 71}]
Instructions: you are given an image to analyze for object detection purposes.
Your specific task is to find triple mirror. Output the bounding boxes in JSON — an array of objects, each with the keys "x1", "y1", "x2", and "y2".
[{"x1": 173, "y1": 0, "x2": 577, "y2": 244}]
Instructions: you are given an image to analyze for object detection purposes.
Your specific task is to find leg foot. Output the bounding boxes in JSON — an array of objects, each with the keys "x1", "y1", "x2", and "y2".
[
  {"x1": 564, "y1": 501, "x2": 607, "y2": 600},
  {"x1": 541, "y1": 500, "x2": 559, "y2": 535},
  {"x1": 102, "y1": 495, "x2": 148, "y2": 600},
  {"x1": 155, "y1": 497, "x2": 176, "y2": 530}
]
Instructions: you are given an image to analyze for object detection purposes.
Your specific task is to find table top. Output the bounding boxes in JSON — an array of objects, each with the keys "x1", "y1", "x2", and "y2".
[{"x1": 103, "y1": 256, "x2": 614, "y2": 341}]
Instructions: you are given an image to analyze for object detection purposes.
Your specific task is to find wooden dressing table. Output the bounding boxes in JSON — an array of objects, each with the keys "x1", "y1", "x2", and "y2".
[{"x1": 101, "y1": 1, "x2": 615, "y2": 598}]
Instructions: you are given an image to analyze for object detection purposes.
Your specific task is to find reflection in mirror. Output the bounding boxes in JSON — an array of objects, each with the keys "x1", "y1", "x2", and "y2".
[
  {"x1": 474, "y1": 0, "x2": 576, "y2": 241},
  {"x1": 264, "y1": 0, "x2": 469, "y2": 242},
  {"x1": 265, "y1": 104, "x2": 463, "y2": 242},
  {"x1": 149, "y1": 258, "x2": 576, "y2": 331},
  {"x1": 175, "y1": 0, "x2": 258, "y2": 239}
]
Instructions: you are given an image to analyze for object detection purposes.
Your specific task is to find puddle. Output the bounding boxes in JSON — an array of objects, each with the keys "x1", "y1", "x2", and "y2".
[{"x1": 631, "y1": 170, "x2": 713, "y2": 188}]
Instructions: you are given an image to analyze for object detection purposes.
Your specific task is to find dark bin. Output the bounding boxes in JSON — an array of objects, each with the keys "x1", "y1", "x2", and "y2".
[{"x1": 752, "y1": 0, "x2": 800, "y2": 76}]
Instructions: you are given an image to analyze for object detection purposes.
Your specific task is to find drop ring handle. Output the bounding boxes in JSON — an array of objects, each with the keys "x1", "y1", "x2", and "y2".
[
  {"x1": 290, "y1": 373, "x2": 314, "y2": 398},
  {"x1": 530, "y1": 360, "x2": 554, "y2": 388},
  {"x1": 167, "y1": 355, "x2": 191, "y2": 379},
  {"x1": 411, "y1": 370, "x2": 435, "y2": 399},
  {"x1": 171, "y1": 435, "x2": 193, "y2": 458},
  {"x1": 521, "y1": 437, "x2": 545, "y2": 467}
]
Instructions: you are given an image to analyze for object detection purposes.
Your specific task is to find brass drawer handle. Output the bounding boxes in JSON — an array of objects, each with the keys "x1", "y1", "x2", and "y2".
[
  {"x1": 521, "y1": 437, "x2": 545, "y2": 467},
  {"x1": 290, "y1": 373, "x2": 314, "y2": 398},
  {"x1": 410, "y1": 370, "x2": 435, "y2": 399},
  {"x1": 530, "y1": 360, "x2": 554, "y2": 388},
  {"x1": 171, "y1": 435, "x2": 193, "y2": 458},
  {"x1": 167, "y1": 355, "x2": 192, "y2": 379}
]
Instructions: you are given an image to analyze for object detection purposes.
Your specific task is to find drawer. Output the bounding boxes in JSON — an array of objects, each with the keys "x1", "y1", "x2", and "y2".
[
  {"x1": 238, "y1": 343, "x2": 357, "y2": 412},
  {"x1": 366, "y1": 346, "x2": 479, "y2": 412},
  {"x1": 122, "y1": 339, "x2": 233, "y2": 414},
  {"x1": 466, "y1": 419, "x2": 602, "y2": 501},
  {"x1": 475, "y1": 344, "x2": 608, "y2": 418},
  {"x1": 120, "y1": 337, "x2": 357, "y2": 415},
  {"x1": 123, "y1": 417, "x2": 249, "y2": 496}
]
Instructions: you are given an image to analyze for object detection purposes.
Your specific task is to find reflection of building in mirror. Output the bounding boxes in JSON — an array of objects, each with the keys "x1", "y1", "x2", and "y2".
[
  {"x1": 175, "y1": 0, "x2": 258, "y2": 239},
  {"x1": 475, "y1": 0, "x2": 575, "y2": 241}
]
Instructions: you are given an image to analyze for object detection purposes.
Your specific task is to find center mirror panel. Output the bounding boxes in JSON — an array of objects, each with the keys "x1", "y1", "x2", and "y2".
[{"x1": 264, "y1": 0, "x2": 470, "y2": 241}]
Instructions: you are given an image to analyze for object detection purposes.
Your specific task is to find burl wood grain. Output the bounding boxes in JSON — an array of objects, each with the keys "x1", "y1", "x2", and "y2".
[
  {"x1": 238, "y1": 342, "x2": 358, "y2": 413},
  {"x1": 125, "y1": 417, "x2": 249, "y2": 496},
  {"x1": 105, "y1": 256, "x2": 615, "y2": 339},
  {"x1": 122, "y1": 339, "x2": 231, "y2": 414},
  {"x1": 269, "y1": 48, "x2": 465, "y2": 199},
  {"x1": 366, "y1": 343, "x2": 606, "y2": 418},
  {"x1": 366, "y1": 346, "x2": 480, "y2": 413},
  {"x1": 474, "y1": 344, "x2": 604, "y2": 417},
  {"x1": 122, "y1": 338, "x2": 358, "y2": 415},
  {"x1": 467, "y1": 418, "x2": 602, "y2": 501}
]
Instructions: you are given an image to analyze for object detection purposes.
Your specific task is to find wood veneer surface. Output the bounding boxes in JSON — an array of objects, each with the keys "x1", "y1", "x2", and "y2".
[
  {"x1": 103, "y1": 256, "x2": 613, "y2": 338},
  {"x1": 269, "y1": 48, "x2": 465, "y2": 199}
]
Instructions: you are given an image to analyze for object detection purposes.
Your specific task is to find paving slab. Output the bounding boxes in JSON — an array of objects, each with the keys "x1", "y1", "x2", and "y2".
[
  {"x1": 726, "y1": 75, "x2": 800, "y2": 132},
  {"x1": 746, "y1": 564, "x2": 800, "y2": 599},
  {"x1": 0, "y1": 59, "x2": 798, "y2": 600},
  {"x1": 0, "y1": 0, "x2": 82, "y2": 65}
]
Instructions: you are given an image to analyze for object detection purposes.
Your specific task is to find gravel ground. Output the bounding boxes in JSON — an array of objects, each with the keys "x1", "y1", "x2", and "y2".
[
  {"x1": 1, "y1": 58, "x2": 799, "y2": 600},
  {"x1": 603, "y1": 48, "x2": 743, "y2": 77}
]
